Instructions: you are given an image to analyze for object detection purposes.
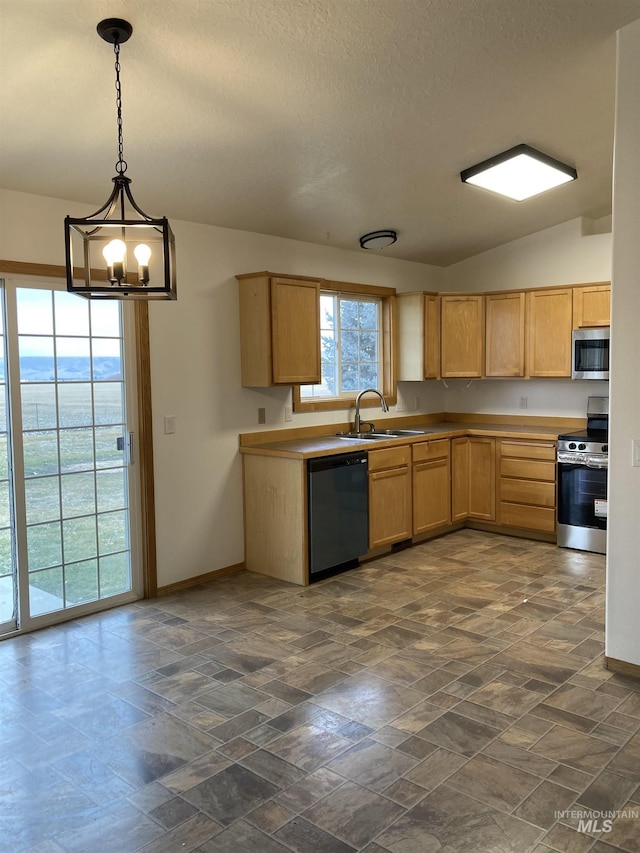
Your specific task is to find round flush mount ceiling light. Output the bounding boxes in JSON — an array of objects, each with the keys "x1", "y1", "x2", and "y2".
[{"x1": 359, "y1": 230, "x2": 397, "y2": 250}]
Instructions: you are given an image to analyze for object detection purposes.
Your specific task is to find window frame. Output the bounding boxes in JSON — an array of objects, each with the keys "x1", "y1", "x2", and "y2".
[{"x1": 293, "y1": 279, "x2": 397, "y2": 413}]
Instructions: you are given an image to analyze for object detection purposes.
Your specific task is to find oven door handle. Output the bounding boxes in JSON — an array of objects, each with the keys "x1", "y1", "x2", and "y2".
[
  {"x1": 557, "y1": 451, "x2": 586, "y2": 464},
  {"x1": 586, "y1": 456, "x2": 608, "y2": 469}
]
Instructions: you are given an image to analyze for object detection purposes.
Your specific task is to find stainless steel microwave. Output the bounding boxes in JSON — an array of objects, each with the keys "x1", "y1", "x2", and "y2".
[{"x1": 572, "y1": 328, "x2": 610, "y2": 379}]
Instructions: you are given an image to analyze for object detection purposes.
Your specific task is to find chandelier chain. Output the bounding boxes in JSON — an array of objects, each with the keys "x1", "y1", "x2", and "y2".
[{"x1": 113, "y1": 41, "x2": 127, "y2": 175}]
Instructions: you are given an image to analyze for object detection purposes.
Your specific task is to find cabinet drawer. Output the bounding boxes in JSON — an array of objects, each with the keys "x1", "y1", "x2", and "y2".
[
  {"x1": 500, "y1": 478, "x2": 555, "y2": 508},
  {"x1": 368, "y1": 444, "x2": 411, "y2": 472},
  {"x1": 499, "y1": 440, "x2": 556, "y2": 461},
  {"x1": 500, "y1": 458, "x2": 556, "y2": 482},
  {"x1": 413, "y1": 439, "x2": 449, "y2": 463},
  {"x1": 500, "y1": 502, "x2": 556, "y2": 533}
]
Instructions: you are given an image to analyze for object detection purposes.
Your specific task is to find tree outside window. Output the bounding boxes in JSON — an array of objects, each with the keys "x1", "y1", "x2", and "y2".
[{"x1": 301, "y1": 293, "x2": 381, "y2": 399}]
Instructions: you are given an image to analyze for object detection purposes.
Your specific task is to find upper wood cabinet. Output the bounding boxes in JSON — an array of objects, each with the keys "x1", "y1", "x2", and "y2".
[
  {"x1": 237, "y1": 273, "x2": 321, "y2": 386},
  {"x1": 526, "y1": 288, "x2": 573, "y2": 378},
  {"x1": 485, "y1": 292, "x2": 526, "y2": 377},
  {"x1": 573, "y1": 283, "x2": 611, "y2": 329},
  {"x1": 441, "y1": 295, "x2": 484, "y2": 378},
  {"x1": 397, "y1": 292, "x2": 440, "y2": 380}
]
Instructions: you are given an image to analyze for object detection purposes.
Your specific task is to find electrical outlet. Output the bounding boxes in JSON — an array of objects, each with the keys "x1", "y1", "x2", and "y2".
[
  {"x1": 519, "y1": 396, "x2": 528, "y2": 409},
  {"x1": 633, "y1": 439, "x2": 640, "y2": 467},
  {"x1": 258, "y1": 407, "x2": 266, "y2": 424},
  {"x1": 397, "y1": 397, "x2": 405, "y2": 412},
  {"x1": 414, "y1": 396, "x2": 420, "y2": 410},
  {"x1": 284, "y1": 406, "x2": 292, "y2": 422}
]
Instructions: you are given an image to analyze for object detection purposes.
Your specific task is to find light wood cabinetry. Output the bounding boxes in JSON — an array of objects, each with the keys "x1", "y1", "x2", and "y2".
[
  {"x1": 412, "y1": 439, "x2": 450, "y2": 533},
  {"x1": 242, "y1": 425, "x2": 560, "y2": 586},
  {"x1": 237, "y1": 272, "x2": 321, "y2": 386},
  {"x1": 573, "y1": 283, "x2": 611, "y2": 329},
  {"x1": 397, "y1": 292, "x2": 440, "y2": 380},
  {"x1": 451, "y1": 436, "x2": 496, "y2": 522},
  {"x1": 526, "y1": 288, "x2": 573, "y2": 377},
  {"x1": 497, "y1": 440, "x2": 556, "y2": 533},
  {"x1": 485, "y1": 291, "x2": 526, "y2": 377},
  {"x1": 243, "y1": 454, "x2": 307, "y2": 584},
  {"x1": 368, "y1": 445, "x2": 412, "y2": 548},
  {"x1": 441, "y1": 295, "x2": 485, "y2": 378},
  {"x1": 451, "y1": 438, "x2": 469, "y2": 523}
]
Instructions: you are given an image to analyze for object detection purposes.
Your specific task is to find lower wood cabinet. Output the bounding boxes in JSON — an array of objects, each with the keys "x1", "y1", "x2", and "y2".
[
  {"x1": 412, "y1": 439, "x2": 451, "y2": 533},
  {"x1": 451, "y1": 436, "x2": 496, "y2": 522},
  {"x1": 497, "y1": 439, "x2": 556, "y2": 532},
  {"x1": 241, "y1": 431, "x2": 559, "y2": 588},
  {"x1": 368, "y1": 445, "x2": 412, "y2": 548}
]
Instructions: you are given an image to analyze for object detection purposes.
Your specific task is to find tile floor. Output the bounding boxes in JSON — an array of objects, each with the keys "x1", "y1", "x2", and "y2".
[{"x1": 1, "y1": 529, "x2": 639, "y2": 853}]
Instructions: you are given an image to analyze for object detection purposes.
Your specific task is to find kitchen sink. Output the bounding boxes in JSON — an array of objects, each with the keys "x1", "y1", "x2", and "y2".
[
  {"x1": 335, "y1": 431, "x2": 391, "y2": 440},
  {"x1": 373, "y1": 428, "x2": 434, "y2": 436},
  {"x1": 336, "y1": 428, "x2": 436, "y2": 441}
]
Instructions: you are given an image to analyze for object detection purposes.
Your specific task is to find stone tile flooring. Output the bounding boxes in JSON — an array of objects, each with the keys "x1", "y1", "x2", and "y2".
[{"x1": 2, "y1": 529, "x2": 640, "y2": 852}]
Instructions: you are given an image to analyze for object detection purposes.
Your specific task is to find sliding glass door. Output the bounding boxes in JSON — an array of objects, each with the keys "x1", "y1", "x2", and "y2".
[{"x1": 0, "y1": 277, "x2": 141, "y2": 635}]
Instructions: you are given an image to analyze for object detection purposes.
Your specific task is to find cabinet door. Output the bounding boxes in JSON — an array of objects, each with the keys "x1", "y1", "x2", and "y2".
[
  {"x1": 468, "y1": 437, "x2": 496, "y2": 520},
  {"x1": 369, "y1": 466, "x2": 412, "y2": 548},
  {"x1": 424, "y1": 294, "x2": 441, "y2": 379},
  {"x1": 573, "y1": 284, "x2": 611, "y2": 329},
  {"x1": 441, "y1": 295, "x2": 484, "y2": 378},
  {"x1": 527, "y1": 289, "x2": 573, "y2": 377},
  {"x1": 270, "y1": 278, "x2": 321, "y2": 384},
  {"x1": 451, "y1": 437, "x2": 469, "y2": 521},
  {"x1": 397, "y1": 292, "x2": 440, "y2": 380},
  {"x1": 413, "y1": 457, "x2": 451, "y2": 533},
  {"x1": 485, "y1": 292, "x2": 525, "y2": 377}
]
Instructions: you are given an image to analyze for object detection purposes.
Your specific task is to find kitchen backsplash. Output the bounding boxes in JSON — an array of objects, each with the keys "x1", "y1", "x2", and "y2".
[{"x1": 431, "y1": 378, "x2": 609, "y2": 418}]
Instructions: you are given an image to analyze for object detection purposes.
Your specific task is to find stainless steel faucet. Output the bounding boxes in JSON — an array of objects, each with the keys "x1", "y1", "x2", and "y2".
[{"x1": 353, "y1": 388, "x2": 389, "y2": 433}]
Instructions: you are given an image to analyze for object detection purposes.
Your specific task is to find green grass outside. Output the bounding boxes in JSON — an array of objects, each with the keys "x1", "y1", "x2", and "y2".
[{"x1": 0, "y1": 381, "x2": 132, "y2": 612}]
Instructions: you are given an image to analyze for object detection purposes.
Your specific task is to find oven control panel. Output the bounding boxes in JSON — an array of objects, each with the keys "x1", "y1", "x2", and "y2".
[
  {"x1": 558, "y1": 439, "x2": 608, "y2": 454},
  {"x1": 557, "y1": 438, "x2": 608, "y2": 468}
]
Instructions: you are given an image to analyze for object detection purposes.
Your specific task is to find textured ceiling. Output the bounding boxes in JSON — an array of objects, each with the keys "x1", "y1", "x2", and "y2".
[{"x1": 2, "y1": 0, "x2": 640, "y2": 265}]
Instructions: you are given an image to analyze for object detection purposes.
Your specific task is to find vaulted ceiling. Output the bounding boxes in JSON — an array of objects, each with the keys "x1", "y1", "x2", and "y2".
[{"x1": 2, "y1": 0, "x2": 640, "y2": 265}]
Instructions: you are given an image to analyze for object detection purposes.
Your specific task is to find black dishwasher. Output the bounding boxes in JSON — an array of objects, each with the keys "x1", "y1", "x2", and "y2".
[{"x1": 308, "y1": 452, "x2": 368, "y2": 581}]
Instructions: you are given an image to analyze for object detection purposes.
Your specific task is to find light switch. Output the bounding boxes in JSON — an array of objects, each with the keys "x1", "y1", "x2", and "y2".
[{"x1": 164, "y1": 415, "x2": 175, "y2": 435}]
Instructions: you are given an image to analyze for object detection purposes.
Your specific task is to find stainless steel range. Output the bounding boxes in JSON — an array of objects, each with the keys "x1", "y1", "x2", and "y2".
[{"x1": 557, "y1": 396, "x2": 608, "y2": 554}]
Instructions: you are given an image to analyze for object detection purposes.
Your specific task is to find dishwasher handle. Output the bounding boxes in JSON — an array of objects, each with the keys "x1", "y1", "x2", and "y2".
[{"x1": 308, "y1": 453, "x2": 368, "y2": 473}]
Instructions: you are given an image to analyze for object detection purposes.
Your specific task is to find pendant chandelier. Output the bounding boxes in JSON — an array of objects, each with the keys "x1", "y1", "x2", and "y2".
[{"x1": 64, "y1": 18, "x2": 177, "y2": 300}]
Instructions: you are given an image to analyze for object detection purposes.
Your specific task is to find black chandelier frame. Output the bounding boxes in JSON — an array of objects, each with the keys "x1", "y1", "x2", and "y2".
[{"x1": 64, "y1": 18, "x2": 177, "y2": 300}]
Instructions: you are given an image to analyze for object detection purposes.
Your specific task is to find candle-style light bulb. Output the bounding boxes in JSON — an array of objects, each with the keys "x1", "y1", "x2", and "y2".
[
  {"x1": 134, "y1": 243, "x2": 152, "y2": 284},
  {"x1": 102, "y1": 239, "x2": 127, "y2": 284}
]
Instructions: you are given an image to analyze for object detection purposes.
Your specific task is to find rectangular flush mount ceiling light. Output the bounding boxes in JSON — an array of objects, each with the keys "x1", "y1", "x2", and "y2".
[{"x1": 460, "y1": 144, "x2": 577, "y2": 201}]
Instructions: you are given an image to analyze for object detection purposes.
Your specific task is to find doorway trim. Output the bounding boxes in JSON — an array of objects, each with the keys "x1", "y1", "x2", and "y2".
[{"x1": 0, "y1": 259, "x2": 157, "y2": 598}]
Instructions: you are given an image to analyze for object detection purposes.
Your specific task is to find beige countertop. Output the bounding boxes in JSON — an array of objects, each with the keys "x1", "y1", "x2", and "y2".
[{"x1": 239, "y1": 421, "x2": 566, "y2": 459}]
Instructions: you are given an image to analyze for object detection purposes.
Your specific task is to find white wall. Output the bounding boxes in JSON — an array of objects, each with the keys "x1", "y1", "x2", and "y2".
[
  {"x1": 606, "y1": 18, "x2": 640, "y2": 667},
  {"x1": 441, "y1": 378, "x2": 609, "y2": 419},
  {"x1": 444, "y1": 215, "x2": 612, "y2": 293},
  {"x1": 0, "y1": 188, "x2": 443, "y2": 586}
]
